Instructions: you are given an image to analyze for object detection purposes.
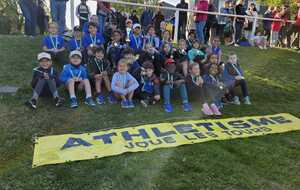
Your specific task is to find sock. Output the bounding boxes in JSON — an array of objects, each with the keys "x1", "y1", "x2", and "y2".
[
  {"x1": 53, "y1": 91, "x2": 59, "y2": 98},
  {"x1": 70, "y1": 95, "x2": 76, "y2": 99},
  {"x1": 32, "y1": 91, "x2": 39, "y2": 100}
]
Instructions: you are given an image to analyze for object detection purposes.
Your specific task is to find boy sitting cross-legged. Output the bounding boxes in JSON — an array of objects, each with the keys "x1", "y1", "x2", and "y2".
[
  {"x1": 26, "y1": 52, "x2": 64, "y2": 109},
  {"x1": 60, "y1": 50, "x2": 96, "y2": 108},
  {"x1": 88, "y1": 47, "x2": 116, "y2": 104},
  {"x1": 111, "y1": 58, "x2": 139, "y2": 109}
]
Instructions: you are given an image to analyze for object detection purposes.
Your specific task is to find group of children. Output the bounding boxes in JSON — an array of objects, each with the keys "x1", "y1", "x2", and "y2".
[{"x1": 26, "y1": 18, "x2": 251, "y2": 117}]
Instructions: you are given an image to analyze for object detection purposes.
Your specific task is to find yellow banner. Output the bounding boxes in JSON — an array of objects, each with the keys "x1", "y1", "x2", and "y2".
[{"x1": 33, "y1": 113, "x2": 300, "y2": 167}]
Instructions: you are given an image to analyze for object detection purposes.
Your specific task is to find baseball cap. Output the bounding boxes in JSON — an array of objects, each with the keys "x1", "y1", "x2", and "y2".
[
  {"x1": 69, "y1": 50, "x2": 82, "y2": 58},
  {"x1": 165, "y1": 58, "x2": 175, "y2": 65},
  {"x1": 37, "y1": 52, "x2": 51, "y2": 61},
  {"x1": 133, "y1": 23, "x2": 141, "y2": 29}
]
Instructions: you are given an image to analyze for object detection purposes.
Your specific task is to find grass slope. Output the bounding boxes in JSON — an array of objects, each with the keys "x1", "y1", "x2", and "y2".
[{"x1": 0, "y1": 35, "x2": 299, "y2": 190}]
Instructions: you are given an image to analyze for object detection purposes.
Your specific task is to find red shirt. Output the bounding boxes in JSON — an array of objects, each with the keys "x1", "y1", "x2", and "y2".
[
  {"x1": 296, "y1": 9, "x2": 300, "y2": 26},
  {"x1": 195, "y1": 0, "x2": 209, "y2": 22},
  {"x1": 271, "y1": 14, "x2": 282, "y2": 31}
]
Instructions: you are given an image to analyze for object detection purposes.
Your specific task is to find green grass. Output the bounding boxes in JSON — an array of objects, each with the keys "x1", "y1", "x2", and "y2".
[{"x1": 0, "y1": 35, "x2": 300, "y2": 190}]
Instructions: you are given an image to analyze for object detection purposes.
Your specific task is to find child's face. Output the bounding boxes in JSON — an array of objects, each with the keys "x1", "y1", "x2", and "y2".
[
  {"x1": 113, "y1": 32, "x2": 121, "y2": 42},
  {"x1": 210, "y1": 55, "x2": 218, "y2": 64},
  {"x1": 191, "y1": 64, "x2": 200, "y2": 76},
  {"x1": 118, "y1": 63, "x2": 128, "y2": 73},
  {"x1": 124, "y1": 53, "x2": 134, "y2": 61},
  {"x1": 95, "y1": 51, "x2": 104, "y2": 59},
  {"x1": 70, "y1": 55, "x2": 82, "y2": 66},
  {"x1": 89, "y1": 26, "x2": 97, "y2": 35},
  {"x1": 126, "y1": 22, "x2": 133, "y2": 28},
  {"x1": 163, "y1": 44, "x2": 171, "y2": 53},
  {"x1": 48, "y1": 24, "x2": 58, "y2": 34},
  {"x1": 189, "y1": 33, "x2": 196, "y2": 41},
  {"x1": 148, "y1": 27, "x2": 155, "y2": 35},
  {"x1": 228, "y1": 55, "x2": 237, "y2": 64},
  {"x1": 163, "y1": 31, "x2": 170, "y2": 41},
  {"x1": 74, "y1": 31, "x2": 82, "y2": 38},
  {"x1": 90, "y1": 16, "x2": 99, "y2": 24},
  {"x1": 193, "y1": 42, "x2": 200, "y2": 49},
  {"x1": 145, "y1": 44, "x2": 154, "y2": 53},
  {"x1": 133, "y1": 27, "x2": 141, "y2": 34},
  {"x1": 39, "y1": 59, "x2": 52, "y2": 69},
  {"x1": 212, "y1": 38, "x2": 220, "y2": 47},
  {"x1": 166, "y1": 64, "x2": 176, "y2": 74},
  {"x1": 111, "y1": 23, "x2": 117, "y2": 30},
  {"x1": 160, "y1": 22, "x2": 166, "y2": 30},
  {"x1": 179, "y1": 41, "x2": 187, "y2": 50},
  {"x1": 209, "y1": 65, "x2": 218, "y2": 76},
  {"x1": 146, "y1": 68, "x2": 154, "y2": 77}
]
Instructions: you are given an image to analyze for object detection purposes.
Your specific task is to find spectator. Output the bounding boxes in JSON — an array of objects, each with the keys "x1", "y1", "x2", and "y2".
[
  {"x1": 141, "y1": 7, "x2": 154, "y2": 31},
  {"x1": 234, "y1": 0, "x2": 246, "y2": 46},
  {"x1": 18, "y1": 0, "x2": 37, "y2": 37},
  {"x1": 270, "y1": 7, "x2": 282, "y2": 47},
  {"x1": 153, "y1": 9, "x2": 165, "y2": 34},
  {"x1": 195, "y1": 0, "x2": 209, "y2": 44},
  {"x1": 279, "y1": 5, "x2": 291, "y2": 48},
  {"x1": 130, "y1": 10, "x2": 139, "y2": 24},
  {"x1": 37, "y1": 0, "x2": 48, "y2": 35},
  {"x1": 76, "y1": 0, "x2": 91, "y2": 28},
  {"x1": 244, "y1": 3, "x2": 258, "y2": 40},
  {"x1": 263, "y1": 6, "x2": 274, "y2": 42},
  {"x1": 217, "y1": 0, "x2": 234, "y2": 44},
  {"x1": 52, "y1": 0, "x2": 68, "y2": 34},
  {"x1": 204, "y1": 0, "x2": 218, "y2": 44},
  {"x1": 97, "y1": 0, "x2": 111, "y2": 34},
  {"x1": 176, "y1": 0, "x2": 189, "y2": 39}
]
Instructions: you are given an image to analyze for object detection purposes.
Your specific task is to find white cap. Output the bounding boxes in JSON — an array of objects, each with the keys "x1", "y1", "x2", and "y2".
[
  {"x1": 37, "y1": 52, "x2": 51, "y2": 61},
  {"x1": 133, "y1": 23, "x2": 141, "y2": 29},
  {"x1": 69, "y1": 50, "x2": 82, "y2": 58}
]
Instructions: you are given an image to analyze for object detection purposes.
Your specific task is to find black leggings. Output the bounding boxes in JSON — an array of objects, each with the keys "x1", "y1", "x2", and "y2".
[{"x1": 229, "y1": 79, "x2": 249, "y2": 98}]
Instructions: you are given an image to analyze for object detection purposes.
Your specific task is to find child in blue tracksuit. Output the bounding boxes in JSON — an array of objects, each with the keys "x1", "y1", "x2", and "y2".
[
  {"x1": 42, "y1": 22, "x2": 66, "y2": 65},
  {"x1": 122, "y1": 48, "x2": 141, "y2": 80},
  {"x1": 129, "y1": 23, "x2": 144, "y2": 53},
  {"x1": 60, "y1": 50, "x2": 96, "y2": 108},
  {"x1": 111, "y1": 58, "x2": 139, "y2": 108},
  {"x1": 68, "y1": 26, "x2": 84, "y2": 52},
  {"x1": 143, "y1": 25, "x2": 160, "y2": 50},
  {"x1": 223, "y1": 52, "x2": 251, "y2": 105},
  {"x1": 160, "y1": 58, "x2": 192, "y2": 113},
  {"x1": 107, "y1": 30, "x2": 127, "y2": 69},
  {"x1": 82, "y1": 15, "x2": 101, "y2": 34},
  {"x1": 138, "y1": 61, "x2": 161, "y2": 107}
]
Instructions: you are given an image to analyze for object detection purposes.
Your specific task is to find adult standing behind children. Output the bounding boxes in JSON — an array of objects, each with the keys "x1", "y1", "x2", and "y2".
[
  {"x1": 195, "y1": 0, "x2": 208, "y2": 44},
  {"x1": 176, "y1": 0, "x2": 189, "y2": 39},
  {"x1": 18, "y1": 0, "x2": 37, "y2": 37},
  {"x1": 76, "y1": 0, "x2": 91, "y2": 29},
  {"x1": 51, "y1": 0, "x2": 68, "y2": 34},
  {"x1": 97, "y1": 0, "x2": 111, "y2": 34},
  {"x1": 234, "y1": 0, "x2": 246, "y2": 46}
]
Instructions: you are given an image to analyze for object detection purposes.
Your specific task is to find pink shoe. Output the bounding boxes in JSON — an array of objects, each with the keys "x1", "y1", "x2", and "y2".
[
  {"x1": 210, "y1": 103, "x2": 222, "y2": 116},
  {"x1": 202, "y1": 103, "x2": 214, "y2": 116}
]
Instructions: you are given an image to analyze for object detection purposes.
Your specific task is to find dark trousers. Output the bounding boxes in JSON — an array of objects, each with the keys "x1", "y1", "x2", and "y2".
[
  {"x1": 229, "y1": 79, "x2": 249, "y2": 98},
  {"x1": 217, "y1": 24, "x2": 225, "y2": 41},
  {"x1": 234, "y1": 22, "x2": 243, "y2": 43},
  {"x1": 140, "y1": 91, "x2": 155, "y2": 104},
  {"x1": 178, "y1": 21, "x2": 187, "y2": 40},
  {"x1": 47, "y1": 51, "x2": 67, "y2": 67},
  {"x1": 33, "y1": 79, "x2": 58, "y2": 97}
]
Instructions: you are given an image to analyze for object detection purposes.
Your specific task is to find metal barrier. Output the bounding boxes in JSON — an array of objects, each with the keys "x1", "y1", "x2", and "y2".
[{"x1": 69, "y1": 0, "x2": 296, "y2": 43}]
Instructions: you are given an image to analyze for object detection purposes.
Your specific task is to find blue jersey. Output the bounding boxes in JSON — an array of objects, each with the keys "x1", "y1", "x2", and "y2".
[
  {"x1": 68, "y1": 38, "x2": 83, "y2": 51},
  {"x1": 82, "y1": 33, "x2": 104, "y2": 48},
  {"x1": 42, "y1": 35, "x2": 65, "y2": 49},
  {"x1": 129, "y1": 34, "x2": 143, "y2": 52},
  {"x1": 82, "y1": 22, "x2": 102, "y2": 34},
  {"x1": 144, "y1": 35, "x2": 160, "y2": 49},
  {"x1": 60, "y1": 64, "x2": 88, "y2": 84}
]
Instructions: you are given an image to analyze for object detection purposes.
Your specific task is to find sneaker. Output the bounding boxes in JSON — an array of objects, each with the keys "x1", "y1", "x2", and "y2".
[
  {"x1": 140, "y1": 100, "x2": 148, "y2": 108},
  {"x1": 201, "y1": 103, "x2": 213, "y2": 116},
  {"x1": 121, "y1": 100, "x2": 129, "y2": 108},
  {"x1": 96, "y1": 95, "x2": 105, "y2": 105},
  {"x1": 163, "y1": 103, "x2": 173, "y2": 113},
  {"x1": 210, "y1": 103, "x2": 222, "y2": 116},
  {"x1": 70, "y1": 97, "x2": 78, "y2": 108},
  {"x1": 234, "y1": 43, "x2": 240, "y2": 47},
  {"x1": 85, "y1": 97, "x2": 96, "y2": 107},
  {"x1": 243, "y1": 96, "x2": 252, "y2": 105},
  {"x1": 54, "y1": 97, "x2": 64, "y2": 107},
  {"x1": 127, "y1": 100, "x2": 135, "y2": 108},
  {"x1": 233, "y1": 96, "x2": 241, "y2": 105},
  {"x1": 182, "y1": 102, "x2": 192, "y2": 112},
  {"x1": 25, "y1": 99, "x2": 37, "y2": 109},
  {"x1": 108, "y1": 93, "x2": 117, "y2": 104}
]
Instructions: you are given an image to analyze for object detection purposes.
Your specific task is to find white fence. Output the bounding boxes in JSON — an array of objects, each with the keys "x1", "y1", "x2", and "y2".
[{"x1": 68, "y1": 0, "x2": 296, "y2": 43}]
